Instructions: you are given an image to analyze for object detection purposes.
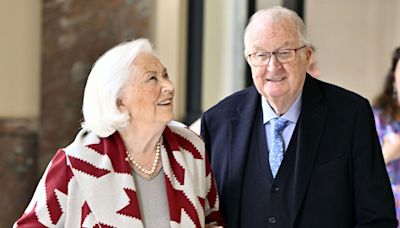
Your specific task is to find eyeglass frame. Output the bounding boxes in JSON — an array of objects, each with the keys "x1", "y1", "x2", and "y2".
[{"x1": 247, "y1": 45, "x2": 307, "y2": 66}]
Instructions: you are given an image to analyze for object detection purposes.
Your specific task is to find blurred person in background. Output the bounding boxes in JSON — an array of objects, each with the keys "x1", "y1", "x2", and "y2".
[
  {"x1": 373, "y1": 46, "x2": 400, "y2": 223},
  {"x1": 14, "y1": 38, "x2": 223, "y2": 228}
]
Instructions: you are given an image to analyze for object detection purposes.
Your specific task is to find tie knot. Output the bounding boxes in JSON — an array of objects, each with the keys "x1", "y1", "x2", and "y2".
[{"x1": 271, "y1": 118, "x2": 289, "y2": 134}]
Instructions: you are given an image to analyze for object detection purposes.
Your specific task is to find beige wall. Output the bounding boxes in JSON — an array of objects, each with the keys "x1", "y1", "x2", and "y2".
[
  {"x1": 203, "y1": 0, "x2": 224, "y2": 110},
  {"x1": 151, "y1": 0, "x2": 187, "y2": 121},
  {"x1": 203, "y1": 0, "x2": 247, "y2": 111},
  {"x1": 306, "y1": 0, "x2": 400, "y2": 101},
  {"x1": 257, "y1": 0, "x2": 283, "y2": 9},
  {"x1": 3, "y1": 1, "x2": 399, "y2": 120},
  {"x1": 0, "y1": 0, "x2": 41, "y2": 118},
  {"x1": 0, "y1": 0, "x2": 186, "y2": 120},
  {"x1": 202, "y1": 0, "x2": 400, "y2": 107}
]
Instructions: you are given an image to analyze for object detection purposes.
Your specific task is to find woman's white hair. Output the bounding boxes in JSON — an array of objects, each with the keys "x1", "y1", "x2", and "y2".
[{"x1": 81, "y1": 38, "x2": 153, "y2": 137}]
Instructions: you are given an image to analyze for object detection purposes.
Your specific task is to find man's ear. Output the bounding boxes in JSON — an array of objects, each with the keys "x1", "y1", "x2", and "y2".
[
  {"x1": 307, "y1": 47, "x2": 313, "y2": 60},
  {"x1": 304, "y1": 47, "x2": 312, "y2": 65},
  {"x1": 244, "y1": 53, "x2": 251, "y2": 66}
]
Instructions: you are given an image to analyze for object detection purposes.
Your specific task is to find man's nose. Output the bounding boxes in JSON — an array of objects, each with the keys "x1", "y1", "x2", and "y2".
[{"x1": 267, "y1": 54, "x2": 282, "y2": 71}]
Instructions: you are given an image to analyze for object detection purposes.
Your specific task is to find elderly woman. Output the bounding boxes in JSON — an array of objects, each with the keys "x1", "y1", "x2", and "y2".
[{"x1": 14, "y1": 38, "x2": 223, "y2": 227}]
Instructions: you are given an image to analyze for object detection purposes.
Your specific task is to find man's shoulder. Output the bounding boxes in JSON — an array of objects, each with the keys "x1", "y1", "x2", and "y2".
[
  {"x1": 315, "y1": 78, "x2": 367, "y2": 104},
  {"x1": 204, "y1": 86, "x2": 257, "y2": 116}
]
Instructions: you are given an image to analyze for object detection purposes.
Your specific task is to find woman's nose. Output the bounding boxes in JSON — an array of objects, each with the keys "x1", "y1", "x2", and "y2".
[{"x1": 162, "y1": 80, "x2": 174, "y2": 93}]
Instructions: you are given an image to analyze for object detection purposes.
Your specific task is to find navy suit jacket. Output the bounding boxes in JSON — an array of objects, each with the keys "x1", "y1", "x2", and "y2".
[{"x1": 201, "y1": 75, "x2": 397, "y2": 227}]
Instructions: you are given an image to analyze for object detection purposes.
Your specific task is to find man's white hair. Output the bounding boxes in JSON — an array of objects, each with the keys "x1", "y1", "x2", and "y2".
[{"x1": 244, "y1": 6, "x2": 310, "y2": 53}]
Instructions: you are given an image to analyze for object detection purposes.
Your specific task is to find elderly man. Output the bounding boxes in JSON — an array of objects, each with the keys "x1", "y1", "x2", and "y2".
[{"x1": 201, "y1": 6, "x2": 397, "y2": 228}]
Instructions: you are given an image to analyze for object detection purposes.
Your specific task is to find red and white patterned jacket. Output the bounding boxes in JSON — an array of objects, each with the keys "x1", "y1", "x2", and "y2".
[{"x1": 14, "y1": 121, "x2": 223, "y2": 227}]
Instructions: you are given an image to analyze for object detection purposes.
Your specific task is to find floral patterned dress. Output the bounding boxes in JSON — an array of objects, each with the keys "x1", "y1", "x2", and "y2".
[{"x1": 373, "y1": 107, "x2": 400, "y2": 224}]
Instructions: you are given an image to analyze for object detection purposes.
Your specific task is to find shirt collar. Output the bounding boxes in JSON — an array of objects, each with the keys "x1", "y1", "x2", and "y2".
[{"x1": 262, "y1": 92, "x2": 302, "y2": 124}]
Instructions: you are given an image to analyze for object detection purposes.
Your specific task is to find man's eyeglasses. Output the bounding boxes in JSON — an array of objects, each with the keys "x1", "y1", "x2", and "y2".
[{"x1": 247, "y1": 45, "x2": 307, "y2": 66}]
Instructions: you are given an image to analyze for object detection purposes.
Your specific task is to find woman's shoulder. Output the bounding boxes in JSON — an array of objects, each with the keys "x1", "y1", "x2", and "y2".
[
  {"x1": 63, "y1": 129, "x2": 102, "y2": 156},
  {"x1": 372, "y1": 106, "x2": 383, "y2": 115},
  {"x1": 166, "y1": 120, "x2": 204, "y2": 148},
  {"x1": 372, "y1": 107, "x2": 393, "y2": 123},
  {"x1": 167, "y1": 120, "x2": 201, "y2": 138}
]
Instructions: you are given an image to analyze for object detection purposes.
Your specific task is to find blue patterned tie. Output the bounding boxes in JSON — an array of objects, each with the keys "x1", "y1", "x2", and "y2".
[{"x1": 269, "y1": 117, "x2": 289, "y2": 178}]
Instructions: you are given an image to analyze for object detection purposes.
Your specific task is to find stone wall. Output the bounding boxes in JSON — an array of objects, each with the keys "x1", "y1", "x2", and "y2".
[
  {"x1": 0, "y1": 119, "x2": 38, "y2": 226},
  {"x1": 39, "y1": 0, "x2": 151, "y2": 171},
  {"x1": 4, "y1": 0, "x2": 151, "y2": 227}
]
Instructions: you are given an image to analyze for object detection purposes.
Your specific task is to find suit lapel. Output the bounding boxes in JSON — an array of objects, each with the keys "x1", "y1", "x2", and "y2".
[
  {"x1": 292, "y1": 76, "x2": 327, "y2": 223},
  {"x1": 228, "y1": 86, "x2": 261, "y2": 221}
]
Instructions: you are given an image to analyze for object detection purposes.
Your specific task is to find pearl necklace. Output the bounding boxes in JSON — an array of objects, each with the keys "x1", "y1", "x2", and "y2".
[{"x1": 125, "y1": 139, "x2": 161, "y2": 177}]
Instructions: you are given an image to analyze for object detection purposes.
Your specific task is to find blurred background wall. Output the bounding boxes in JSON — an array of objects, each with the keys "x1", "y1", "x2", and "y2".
[
  {"x1": 1, "y1": 0, "x2": 399, "y2": 226},
  {"x1": 305, "y1": 0, "x2": 400, "y2": 101},
  {"x1": 0, "y1": 0, "x2": 42, "y2": 225}
]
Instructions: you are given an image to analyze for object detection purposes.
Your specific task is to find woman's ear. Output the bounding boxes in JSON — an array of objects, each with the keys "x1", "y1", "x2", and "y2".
[{"x1": 117, "y1": 98, "x2": 126, "y2": 112}]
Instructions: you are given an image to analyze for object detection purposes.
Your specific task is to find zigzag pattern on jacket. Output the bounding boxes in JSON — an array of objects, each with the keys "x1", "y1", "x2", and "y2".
[{"x1": 14, "y1": 121, "x2": 222, "y2": 228}]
